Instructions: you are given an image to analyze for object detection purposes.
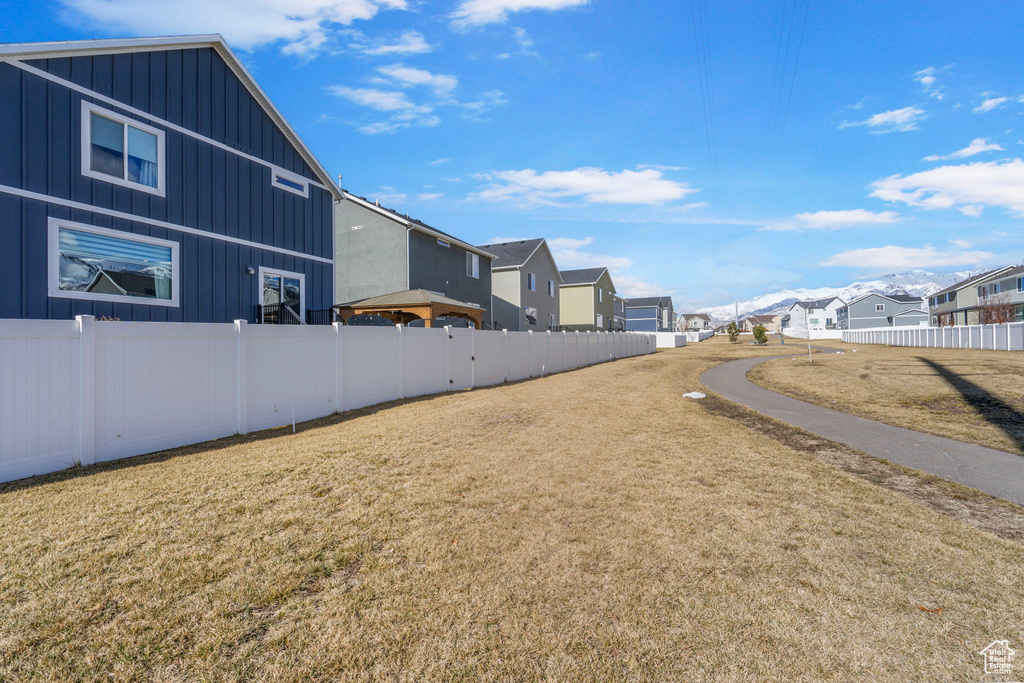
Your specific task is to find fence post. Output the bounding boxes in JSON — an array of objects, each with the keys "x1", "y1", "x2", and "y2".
[
  {"x1": 334, "y1": 322, "x2": 344, "y2": 413},
  {"x1": 397, "y1": 324, "x2": 406, "y2": 399},
  {"x1": 76, "y1": 315, "x2": 96, "y2": 466},
  {"x1": 503, "y1": 329, "x2": 508, "y2": 382},
  {"x1": 444, "y1": 325, "x2": 452, "y2": 391},
  {"x1": 234, "y1": 319, "x2": 249, "y2": 435},
  {"x1": 470, "y1": 328, "x2": 477, "y2": 387},
  {"x1": 562, "y1": 330, "x2": 567, "y2": 370},
  {"x1": 546, "y1": 330, "x2": 552, "y2": 375},
  {"x1": 528, "y1": 330, "x2": 534, "y2": 376}
]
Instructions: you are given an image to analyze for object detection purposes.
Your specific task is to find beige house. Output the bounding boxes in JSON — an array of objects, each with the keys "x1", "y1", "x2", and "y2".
[
  {"x1": 929, "y1": 267, "x2": 1014, "y2": 326},
  {"x1": 743, "y1": 314, "x2": 775, "y2": 332},
  {"x1": 559, "y1": 267, "x2": 616, "y2": 331}
]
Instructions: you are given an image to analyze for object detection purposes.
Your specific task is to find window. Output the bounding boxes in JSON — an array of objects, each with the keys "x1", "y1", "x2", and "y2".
[
  {"x1": 48, "y1": 218, "x2": 178, "y2": 306},
  {"x1": 527, "y1": 272, "x2": 536, "y2": 291},
  {"x1": 259, "y1": 267, "x2": 305, "y2": 320},
  {"x1": 270, "y1": 166, "x2": 309, "y2": 197},
  {"x1": 437, "y1": 238, "x2": 450, "y2": 248},
  {"x1": 547, "y1": 279, "x2": 555, "y2": 296},
  {"x1": 466, "y1": 252, "x2": 479, "y2": 278},
  {"x1": 525, "y1": 306, "x2": 538, "y2": 326},
  {"x1": 1018, "y1": 277, "x2": 1024, "y2": 292},
  {"x1": 81, "y1": 102, "x2": 164, "y2": 196},
  {"x1": 548, "y1": 313, "x2": 557, "y2": 329},
  {"x1": 596, "y1": 313, "x2": 604, "y2": 328},
  {"x1": 875, "y1": 303, "x2": 885, "y2": 311},
  {"x1": 597, "y1": 288, "x2": 603, "y2": 303}
]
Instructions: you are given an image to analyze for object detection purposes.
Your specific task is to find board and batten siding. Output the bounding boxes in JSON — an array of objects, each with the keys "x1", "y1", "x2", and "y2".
[{"x1": 0, "y1": 48, "x2": 333, "y2": 322}]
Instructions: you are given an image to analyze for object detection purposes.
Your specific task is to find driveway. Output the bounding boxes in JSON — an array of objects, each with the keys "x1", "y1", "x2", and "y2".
[{"x1": 700, "y1": 350, "x2": 1024, "y2": 505}]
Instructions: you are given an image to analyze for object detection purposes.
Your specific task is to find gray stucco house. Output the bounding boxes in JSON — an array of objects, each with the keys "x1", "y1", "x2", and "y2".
[
  {"x1": 477, "y1": 238, "x2": 562, "y2": 331},
  {"x1": 335, "y1": 192, "x2": 493, "y2": 324},
  {"x1": 836, "y1": 293, "x2": 927, "y2": 330},
  {"x1": 625, "y1": 296, "x2": 674, "y2": 332}
]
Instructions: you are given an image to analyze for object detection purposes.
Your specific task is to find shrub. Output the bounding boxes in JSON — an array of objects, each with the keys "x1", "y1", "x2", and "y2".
[
  {"x1": 727, "y1": 322, "x2": 740, "y2": 343},
  {"x1": 752, "y1": 325, "x2": 768, "y2": 345}
]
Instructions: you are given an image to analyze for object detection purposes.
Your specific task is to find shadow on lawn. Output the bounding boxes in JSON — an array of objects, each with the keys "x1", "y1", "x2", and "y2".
[{"x1": 918, "y1": 357, "x2": 1024, "y2": 454}]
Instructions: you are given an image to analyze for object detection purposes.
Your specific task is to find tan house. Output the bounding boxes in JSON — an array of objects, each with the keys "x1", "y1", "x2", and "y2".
[
  {"x1": 743, "y1": 314, "x2": 775, "y2": 332},
  {"x1": 559, "y1": 267, "x2": 616, "y2": 331},
  {"x1": 929, "y1": 267, "x2": 1014, "y2": 326}
]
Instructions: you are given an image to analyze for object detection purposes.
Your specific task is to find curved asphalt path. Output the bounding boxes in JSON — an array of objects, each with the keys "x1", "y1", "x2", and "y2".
[{"x1": 700, "y1": 349, "x2": 1024, "y2": 505}]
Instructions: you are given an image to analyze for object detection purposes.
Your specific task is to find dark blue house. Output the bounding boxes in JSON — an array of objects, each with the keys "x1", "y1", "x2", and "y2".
[
  {"x1": 0, "y1": 35, "x2": 341, "y2": 323},
  {"x1": 625, "y1": 296, "x2": 674, "y2": 332}
]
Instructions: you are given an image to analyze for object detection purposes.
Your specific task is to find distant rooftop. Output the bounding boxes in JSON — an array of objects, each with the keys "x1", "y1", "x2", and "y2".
[{"x1": 560, "y1": 267, "x2": 608, "y2": 285}]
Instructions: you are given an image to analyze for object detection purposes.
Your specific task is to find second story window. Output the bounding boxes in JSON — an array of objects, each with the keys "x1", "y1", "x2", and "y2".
[
  {"x1": 437, "y1": 238, "x2": 450, "y2": 248},
  {"x1": 466, "y1": 252, "x2": 479, "y2": 278},
  {"x1": 597, "y1": 288, "x2": 603, "y2": 303},
  {"x1": 876, "y1": 303, "x2": 885, "y2": 311},
  {"x1": 1018, "y1": 277, "x2": 1024, "y2": 292},
  {"x1": 547, "y1": 280, "x2": 555, "y2": 296},
  {"x1": 82, "y1": 102, "x2": 164, "y2": 196},
  {"x1": 527, "y1": 272, "x2": 536, "y2": 291},
  {"x1": 270, "y1": 167, "x2": 309, "y2": 197}
]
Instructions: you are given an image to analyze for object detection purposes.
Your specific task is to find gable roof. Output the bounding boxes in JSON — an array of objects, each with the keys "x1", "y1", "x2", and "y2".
[
  {"x1": 746, "y1": 314, "x2": 775, "y2": 324},
  {"x1": 342, "y1": 192, "x2": 494, "y2": 258},
  {"x1": 840, "y1": 292, "x2": 926, "y2": 308},
  {"x1": 342, "y1": 289, "x2": 481, "y2": 309},
  {"x1": 477, "y1": 238, "x2": 560, "y2": 280},
  {"x1": 560, "y1": 267, "x2": 608, "y2": 285},
  {"x1": 791, "y1": 296, "x2": 843, "y2": 310},
  {"x1": 681, "y1": 313, "x2": 712, "y2": 321},
  {"x1": 930, "y1": 266, "x2": 1015, "y2": 298},
  {"x1": 625, "y1": 296, "x2": 672, "y2": 309},
  {"x1": 86, "y1": 269, "x2": 159, "y2": 297},
  {"x1": 890, "y1": 308, "x2": 928, "y2": 317},
  {"x1": 0, "y1": 35, "x2": 342, "y2": 199}
]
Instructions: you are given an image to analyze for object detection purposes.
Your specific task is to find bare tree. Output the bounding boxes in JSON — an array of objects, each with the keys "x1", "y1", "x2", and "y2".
[{"x1": 977, "y1": 292, "x2": 1015, "y2": 324}]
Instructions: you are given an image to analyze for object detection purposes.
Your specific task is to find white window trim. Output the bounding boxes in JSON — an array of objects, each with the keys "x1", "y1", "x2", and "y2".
[
  {"x1": 81, "y1": 101, "x2": 166, "y2": 197},
  {"x1": 48, "y1": 217, "x2": 180, "y2": 307},
  {"x1": 437, "y1": 238, "x2": 450, "y2": 248},
  {"x1": 876, "y1": 303, "x2": 885, "y2": 311},
  {"x1": 548, "y1": 279, "x2": 555, "y2": 297},
  {"x1": 257, "y1": 266, "x2": 306, "y2": 320},
  {"x1": 598, "y1": 288, "x2": 603, "y2": 303},
  {"x1": 527, "y1": 272, "x2": 536, "y2": 291},
  {"x1": 466, "y1": 252, "x2": 480, "y2": 279},
  {"x1": 270, "y1": 165, "x2": 309, "y2": 198}
]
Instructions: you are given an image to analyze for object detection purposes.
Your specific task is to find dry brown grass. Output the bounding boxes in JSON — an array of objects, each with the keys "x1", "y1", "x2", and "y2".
[
  {"x1": 749, "y1": 342, "x2": 1024, "y2": 456},
  {"x1": 1, "y1": 337, "x2": 1022, "y2": 681}
]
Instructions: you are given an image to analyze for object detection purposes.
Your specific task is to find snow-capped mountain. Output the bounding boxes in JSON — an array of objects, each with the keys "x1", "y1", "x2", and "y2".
[{"x1": 698, "y1": 270, "x2": 977, "y2": 322}]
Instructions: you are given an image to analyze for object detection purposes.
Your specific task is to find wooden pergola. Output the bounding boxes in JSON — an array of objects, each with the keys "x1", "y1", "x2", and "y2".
[{"x1": 335, "y1": 289, "x2": 485, "y2": 329}]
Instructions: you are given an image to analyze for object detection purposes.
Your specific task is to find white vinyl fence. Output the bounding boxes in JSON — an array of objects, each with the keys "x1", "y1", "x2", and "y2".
[
  {"x1": 685, "y1": 330, "x2": 715, "y2": 343},
  {"x1": 842, "y1": 323, "x2": 1024, "y2": 351},
  {"x1": 0, "y1": 317, "x2": 655, "y2": 483}
]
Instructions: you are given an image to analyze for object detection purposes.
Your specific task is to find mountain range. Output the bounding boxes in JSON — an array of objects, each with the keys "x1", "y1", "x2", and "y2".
[{"x1": 696, "y1": 270, "x2": 977, "y2": 322}]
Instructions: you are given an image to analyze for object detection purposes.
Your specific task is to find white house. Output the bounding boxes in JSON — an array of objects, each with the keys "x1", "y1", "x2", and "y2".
[{"x1": 784, "y1": 297, "x2": 845, "y2": 339}]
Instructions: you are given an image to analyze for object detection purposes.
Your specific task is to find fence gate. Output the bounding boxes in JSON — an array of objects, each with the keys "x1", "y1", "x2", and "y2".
[{"x1": 448, "y1": 327, "x2": 474, "y2": 391}]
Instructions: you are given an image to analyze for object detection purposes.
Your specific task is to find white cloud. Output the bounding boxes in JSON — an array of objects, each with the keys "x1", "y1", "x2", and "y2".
[
  {"x1": 821, "y1": 245, "x2": 996, "y2": 270},
  {"x1": 58, "y1": 0, "x2": 406, "y2": 54},
  {"x1": 377, "y1": 64, "x2": 458, "y2": 95},
  {"x1": 949, "y1": 239, "x2": 972, "y2": 249},
  {"x1": 328, "y1": 86, "x2": 424, "y2": 112},
  {"x1": 636, "y1": 163, "x2": 685, "y2": 171},
  {"x1": 839, "y1": 105, "x2": 927, "y2": 133},
  {"x1": 371, "y1": 187, "x2": 408, "y2": 205},
  {"x1": 914, "y1": 66, "x2": 950, "y2": 100},
  {"x1": 869, "y1": 158, "x2": 1024, "y2": 216},
  {"x1": 511, "y1": 26, "x2": 537, "y2": 55},
  {"x1": 761, "y1": 209, "x2": 901, "y2": 232},
  {"x1": 429, "y1": 157, "x2": 451, "y2": 166},
  {"x1": 547, "y1": 236, "x2": 595, "y2": 250},
  {"x1": 418, "y1": 192, "x2": 442, "y2": 200},
  {"x1": 614, "y1": 274, "x2": 668, "y2": 298},
  {"x1": 974, "y1": 96, "x2": 1010, "y2": 113},
  {"x1": 354, "y1": 30, "x2": 432, "y2": 55},
  {"x1": 923, "y1": 137, "x2": 1003, "y2": 161},
  {"x1": 470, "y1": 167, "x2": 697, "y2": 205},
  {"x1": 451, "y1": 0, "x2": 588, "y2": 27}
]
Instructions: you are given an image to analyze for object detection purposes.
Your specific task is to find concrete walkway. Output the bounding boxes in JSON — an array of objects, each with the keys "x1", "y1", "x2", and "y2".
[{"x1": 700, "y1": 350, "x2": 1024, "y2": 505}]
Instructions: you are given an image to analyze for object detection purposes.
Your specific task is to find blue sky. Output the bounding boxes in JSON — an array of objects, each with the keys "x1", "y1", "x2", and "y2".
[{"x1": 4, "y1": 0, "x2": 1024, "y2": 309}]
